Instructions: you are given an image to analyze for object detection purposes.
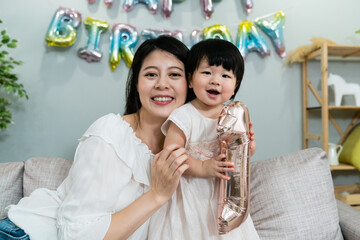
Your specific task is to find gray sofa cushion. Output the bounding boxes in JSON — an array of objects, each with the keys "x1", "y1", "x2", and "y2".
[
  {"x1": 23, "y1": 157, "x2": 72, "y2": 197},
  {"x1": 250, "y1": 147, "x2": 343, "y2": 240},
  {"x1": 337, "y1": 200, "x2": 360, "y2": 240},
  {"x1": 0, "y1": 162, "x2": 24, "y2": 219}
]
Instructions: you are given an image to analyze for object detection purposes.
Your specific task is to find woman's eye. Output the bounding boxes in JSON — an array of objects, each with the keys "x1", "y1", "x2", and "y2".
[
  {"x1": 145, "y1": 73, "x2": 157, "y2": 77},
  {"x1": 170, "y1": 73, "x2": 182, "y2": 77}
]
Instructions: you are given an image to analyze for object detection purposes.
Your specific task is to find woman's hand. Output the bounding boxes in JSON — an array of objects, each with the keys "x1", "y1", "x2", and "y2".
[
  {"x1": 150, "y1": 144, "x2": 189, "y2": 205},
  {"x1": 249, "y1": 121, "x2": 256, "y2": 157}
]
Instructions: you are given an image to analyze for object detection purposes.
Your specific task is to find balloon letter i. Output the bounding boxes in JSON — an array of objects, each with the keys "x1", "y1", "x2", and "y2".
[
  {"x1": 45, "y1": 7, "x2": 82, "y2": 47},
  {"x1": 78, "y1": 17, "x2": 109, "y2": 63}
]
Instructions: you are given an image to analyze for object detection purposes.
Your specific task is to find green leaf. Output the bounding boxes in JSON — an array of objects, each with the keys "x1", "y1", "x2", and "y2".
[
  {"x1": 7, "y1": 42, "x2": 16, "y2": 48},
  {"x1": 1, "y1": 36, "x2": 10, "y2": 44},
  {"x1": 1, "y1": 30, "x2": 6, "y2": 35}
]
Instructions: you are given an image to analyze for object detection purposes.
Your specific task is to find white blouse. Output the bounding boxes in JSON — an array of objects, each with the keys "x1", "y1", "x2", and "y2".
[{"x1": 7, "y1": 113, "x2": 153, "y2": 240}]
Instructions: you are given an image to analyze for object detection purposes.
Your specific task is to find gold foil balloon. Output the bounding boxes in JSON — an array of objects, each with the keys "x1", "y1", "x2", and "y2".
[{"x1": 216, "y1": 101, "x2": 250, "y2": 234}]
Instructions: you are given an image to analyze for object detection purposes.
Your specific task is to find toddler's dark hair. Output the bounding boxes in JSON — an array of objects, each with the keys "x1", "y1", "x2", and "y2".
[{"x1": 186, "y1": 38, "x2": 245, "y2": 100}]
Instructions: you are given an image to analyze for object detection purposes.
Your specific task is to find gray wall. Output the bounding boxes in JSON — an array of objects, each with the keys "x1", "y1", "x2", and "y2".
[{"x1": 1, "y1": 0, "x2": 359, "y2": 184}]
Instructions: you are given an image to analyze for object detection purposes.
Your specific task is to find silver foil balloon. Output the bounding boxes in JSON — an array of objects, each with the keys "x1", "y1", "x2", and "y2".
[
  {"x1": 242, "y1": 0, "x2": 253, "y2": 13},
  {"x1": 216, "y1": 101, "x2": 250, "y2": 234}
]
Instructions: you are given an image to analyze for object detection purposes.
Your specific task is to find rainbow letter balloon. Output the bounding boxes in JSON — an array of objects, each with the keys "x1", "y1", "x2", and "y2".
[
  {"x1": 78, "y1": 17, "x2": 109, "y2": 63},
  {"x1": 45, "y1": 7, "x2": 82, "y2": 47},
  {"x1": 141, "y1": 29, "x2": 183, "y2": 42},
  {"x1": 203, "y1": 24, "x2": 233, "y2": 43},
  {"x1": 109, "y1": 24, "x2": 138, "y2": 70},
  {"x1": 237, "y1": 20, "x2": 270, "y2": 59},
  {"x1": 255, "y1": 11, "x2": 286, "y2": 58},
  {"x1": 123, "y1": 0, "x2": 158, "y2": 14}
]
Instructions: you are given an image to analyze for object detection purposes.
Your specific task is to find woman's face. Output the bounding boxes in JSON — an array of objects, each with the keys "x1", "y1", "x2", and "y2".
[{"x1": 137, "y1": 49, "x2": 187, "y2": 120}]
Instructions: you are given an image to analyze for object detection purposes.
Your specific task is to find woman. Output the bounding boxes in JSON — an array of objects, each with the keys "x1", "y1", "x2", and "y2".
[{"x1": 3, "y1": 36, "x2": 190, "y2": 240}]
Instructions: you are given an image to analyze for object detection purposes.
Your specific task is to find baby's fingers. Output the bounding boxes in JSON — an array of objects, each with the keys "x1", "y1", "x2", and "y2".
[{"x1": 215, "y1": 172, "x2": 231, "y2": 180}]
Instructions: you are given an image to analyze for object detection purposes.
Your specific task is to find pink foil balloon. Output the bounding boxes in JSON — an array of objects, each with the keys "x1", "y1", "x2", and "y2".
[
  {"x1": 242, "y1": 0, "x2": 253, "y2": 13},
  {"x1": 88, "y1": 0, "x2": 96, "y2": 3},
  {"x1": 217, "y1": 101, "x2": 251, "y2": 234},
  {"x1": 201, "y1": 0, "x2": 222, "y2": 19},
  {"x1": 77, "y1": 17, "x2": 109, "y2": 63},
  {"x1": 255, "y1": 11, "x2": 286, "y2": 58},
  {"x1": 123, "y1": 0, "x2": 158, "y2": 14},
  {"x1": 162, "y1": 0, "x2": 185, "y2": 18},
  {"x1": 189, "y1": 29, "x2": 203, "y2": 48},
  {"x1": 104, "y1": 0, "x2": 114, "y2": 7},
  {"x1": 45, "y1": 7, "x2": 82, "y2": 47},
  {"x1": 141, "y1": 29, "x2": 183, "y2": 42}
]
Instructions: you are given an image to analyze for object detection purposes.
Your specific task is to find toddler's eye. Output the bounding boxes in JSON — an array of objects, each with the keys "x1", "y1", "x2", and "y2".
[
  {"x1": 222, "y1": 74, "x2": 231, "y2": 78},
  {"x1": 202, "y1": 71, "x2": 211, "y2": 75}
]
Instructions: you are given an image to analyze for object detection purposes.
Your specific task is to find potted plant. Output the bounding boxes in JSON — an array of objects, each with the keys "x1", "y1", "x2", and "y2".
[{"x1": 0, "y1": 19, "x2": 28, "y2": 129}]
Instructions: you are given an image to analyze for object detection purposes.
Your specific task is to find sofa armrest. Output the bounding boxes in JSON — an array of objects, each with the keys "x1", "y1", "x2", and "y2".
[{"x1": 337, "y1": 200, "x2": 360, "y2": 240}]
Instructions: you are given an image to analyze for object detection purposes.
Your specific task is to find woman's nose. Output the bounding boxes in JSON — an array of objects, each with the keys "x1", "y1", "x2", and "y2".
[{"x1": 155, "y1": 75, "x2": 170, "y2": 89}]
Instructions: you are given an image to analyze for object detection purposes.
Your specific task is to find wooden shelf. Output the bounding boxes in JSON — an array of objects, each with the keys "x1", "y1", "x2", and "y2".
[
  {"x1": 306, "y1": 45, "x2": 360, "y2": 60},
  {"x1": 307, "y1": 106, "x2": 360, "y2": 111},
  {"x1": 302, "y1": 43, "x2": 360, "y2": 153},
  {"x1": 330, "y1": 163, "x2": 357, "y2": 171}
]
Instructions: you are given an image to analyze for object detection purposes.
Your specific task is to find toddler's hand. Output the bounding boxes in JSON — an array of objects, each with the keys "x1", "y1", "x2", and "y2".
[
  {"x1": 202, "y1": 153, "x2": 234, "y2": 180},
  {"x1": 249, "y1": 121, "x2": 256, "y2": 157}
]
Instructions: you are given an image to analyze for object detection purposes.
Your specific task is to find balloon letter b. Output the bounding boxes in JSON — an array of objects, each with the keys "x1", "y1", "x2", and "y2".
[
  {"x1": 109, "y1": 24, "x2": 138, "y2": 70},
  {"x1": 45, "y1": 7, "x2": 82, "y2": 47},
  {"x1": 255, "y1": 11, "x2": 286, "y2": 58},
  {"x1": 237, "y1": 20, "x2": 270, "y2": 59},
  {"x1": 78, "y1": 17, "x2": 109, "y2": 63}
]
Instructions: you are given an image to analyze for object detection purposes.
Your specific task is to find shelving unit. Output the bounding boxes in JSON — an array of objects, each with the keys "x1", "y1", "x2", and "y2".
[
  {"x1": 302, "y1": 43, "x2": 360, "y2": 208},
  {"x1": 302, "y1": 43, "x2": 360, "y2": 155}
]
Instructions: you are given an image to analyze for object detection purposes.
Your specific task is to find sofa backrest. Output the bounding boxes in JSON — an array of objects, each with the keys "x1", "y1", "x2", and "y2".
[{"x1": 0, "y1": 157, "x2": 72, "y2": 218}]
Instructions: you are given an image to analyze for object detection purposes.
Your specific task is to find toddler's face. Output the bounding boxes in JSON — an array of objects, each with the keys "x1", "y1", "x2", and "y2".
[{"x1": 189, "y1": 58, "x2": 237, "y2": 108}]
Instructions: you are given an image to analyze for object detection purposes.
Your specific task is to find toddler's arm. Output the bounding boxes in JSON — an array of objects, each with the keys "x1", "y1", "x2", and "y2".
[{"x1": 164, "y1": 122, "x2": 233, "y2": 180}]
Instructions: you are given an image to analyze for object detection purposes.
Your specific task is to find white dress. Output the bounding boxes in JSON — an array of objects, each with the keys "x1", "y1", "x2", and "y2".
[
  {"x1": 7, "y1": 113, "x2": 153, "y2": 240},
  {"x1": 148, "y1": 103, "x2": 260, "y2": 240}
]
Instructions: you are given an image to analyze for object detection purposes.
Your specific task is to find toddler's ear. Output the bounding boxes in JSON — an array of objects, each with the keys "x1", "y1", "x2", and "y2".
[{"x1": 188, "y1": 73, "x2": 193, "y2": 88}]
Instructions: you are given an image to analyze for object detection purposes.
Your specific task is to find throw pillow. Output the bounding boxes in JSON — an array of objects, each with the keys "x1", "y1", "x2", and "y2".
[
  {"x1": 23, "y1": 157, "x2": 72, "y2": 197},
  {"x1": 339, "y1": 123, "x2": 360, "y2": 170},
  {"x1": 250, "y1": 148, "x2": 343, "y2": 240},
  {"x1": 0, "y1": 162, "x2": 24, "y2": 218}
]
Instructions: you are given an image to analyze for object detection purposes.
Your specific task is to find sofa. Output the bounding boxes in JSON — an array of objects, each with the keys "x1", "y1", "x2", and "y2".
[{"x1": 1, "y1": 148, "x2": 359, "y2": 239}]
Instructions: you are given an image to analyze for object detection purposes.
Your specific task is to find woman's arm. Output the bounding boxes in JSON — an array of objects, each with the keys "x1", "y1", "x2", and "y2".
[{"x1": 104, "y1": 145, "x2": 189, "y2": 240}]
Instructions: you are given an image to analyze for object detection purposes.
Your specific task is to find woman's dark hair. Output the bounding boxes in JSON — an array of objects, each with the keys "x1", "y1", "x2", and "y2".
[
  {"x1": 124, "y1": 36, "x2": 189, "y2": 115},
  {"x1": 186, "y1": 38, "x2": 245, "y2": 100}
]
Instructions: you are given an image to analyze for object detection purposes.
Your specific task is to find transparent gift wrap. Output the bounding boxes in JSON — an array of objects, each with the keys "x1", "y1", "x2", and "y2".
[{"x1": 216, "y1": 101, "x2": 250, "y2": 234}]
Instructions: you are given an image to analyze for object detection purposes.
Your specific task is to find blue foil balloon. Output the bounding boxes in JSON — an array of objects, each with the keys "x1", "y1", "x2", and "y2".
[
  {"x1": 236, "y1": 20, "x2": 270, "y2": 59},
  {"x1": 255, "y1": 11, "x2": 286, "y2": 58},
  {"x1": 109, "y1": 24, "x2": 139, "y2": 70}
]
